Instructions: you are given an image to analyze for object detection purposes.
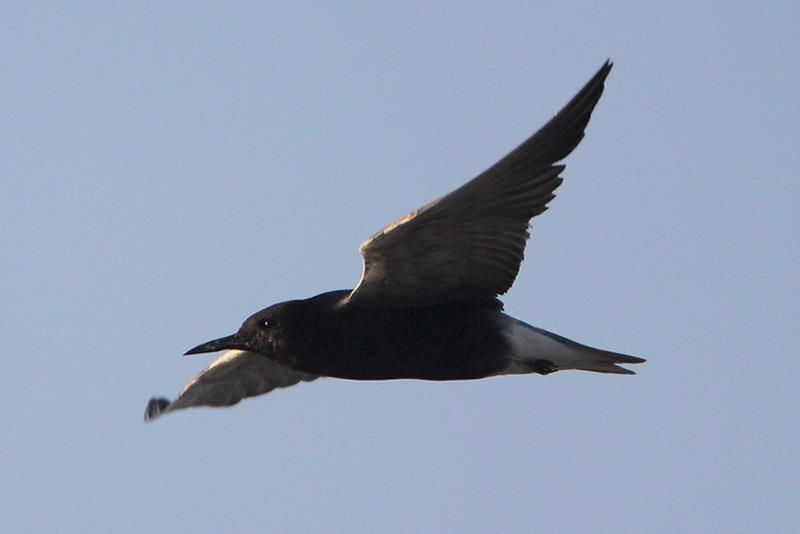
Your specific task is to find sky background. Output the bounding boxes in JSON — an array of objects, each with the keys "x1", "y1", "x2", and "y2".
[{"x1": 2, "y1": 2, "x2": 798, "y2": 533}]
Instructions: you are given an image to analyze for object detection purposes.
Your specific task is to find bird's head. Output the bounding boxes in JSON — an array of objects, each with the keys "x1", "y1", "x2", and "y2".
[{"x1": 184, "y1": 302, "x2": 297, "y2": 358}]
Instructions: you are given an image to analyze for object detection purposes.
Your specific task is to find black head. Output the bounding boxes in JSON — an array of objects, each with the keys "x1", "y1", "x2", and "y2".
[{"x1": 184, "y1": 300, "x2": 300, "y2": 357}]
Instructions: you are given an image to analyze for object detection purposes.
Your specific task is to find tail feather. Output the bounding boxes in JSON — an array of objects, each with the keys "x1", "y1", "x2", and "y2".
[
  {"x1": 569, "y1": 349, "x2": 646, "y2": 375},
  {"x1": 500, "y1": 316, "x2": 646, "y2": 376}
]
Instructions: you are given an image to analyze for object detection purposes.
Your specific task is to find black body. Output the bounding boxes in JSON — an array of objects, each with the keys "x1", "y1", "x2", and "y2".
[{"x1": 246, "y1": 291, "x2": 510, "y2": 381}]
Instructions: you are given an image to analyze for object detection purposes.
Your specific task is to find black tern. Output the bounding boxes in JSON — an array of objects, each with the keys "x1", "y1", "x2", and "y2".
[{"x1": 145, "y1": 60, "x2": 644, "y2": 421}]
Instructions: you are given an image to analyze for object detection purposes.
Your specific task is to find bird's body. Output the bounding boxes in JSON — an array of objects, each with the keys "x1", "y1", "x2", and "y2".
[
  {"x1": 146, "y1": 60, "x2": 646, "y2": 421},
  {"x1": 237, "y1": 290, "x2": 641, "y2": 382},
  {"x1": 261, "y1": 290, "x2": 508, "y2": 381}
]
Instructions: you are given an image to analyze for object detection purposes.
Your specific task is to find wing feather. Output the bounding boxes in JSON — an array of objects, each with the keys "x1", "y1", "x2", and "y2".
[
  {"x1": 144, "y1": 350, "x2": 318, "y2": 421},
  {"x1": 347, "y1": 60, "x2": 612, "y2": 308}
]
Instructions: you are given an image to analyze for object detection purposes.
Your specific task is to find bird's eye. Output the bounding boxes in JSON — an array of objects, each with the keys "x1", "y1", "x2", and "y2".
[{"x1": 260, "y1": 318, "x2": 277, "y2": 330}]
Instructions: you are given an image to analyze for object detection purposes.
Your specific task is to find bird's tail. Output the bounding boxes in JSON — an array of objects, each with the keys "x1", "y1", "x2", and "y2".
[
  {"x1": 560, "y1": 346, "x2": 646, "y2": 375},
  {"x1": 500, "y1": 316, "x2": 646, "y2": 375}
]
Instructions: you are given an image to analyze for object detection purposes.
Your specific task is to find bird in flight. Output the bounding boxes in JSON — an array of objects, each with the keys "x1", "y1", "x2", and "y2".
[{"x1": 145, "y1": 60, "x2": 644, "y2": 421}]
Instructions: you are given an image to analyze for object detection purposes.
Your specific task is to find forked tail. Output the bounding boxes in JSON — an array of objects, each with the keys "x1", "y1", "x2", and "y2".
[
  {"x1": 501, "y1": 316, "x2": 646, "y2": 375},
  {"x1": 564, "y1": 346, "x2": 646, "y2": 375}
]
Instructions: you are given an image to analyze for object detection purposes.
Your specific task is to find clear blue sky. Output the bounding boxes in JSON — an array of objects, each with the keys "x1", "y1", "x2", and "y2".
[{"x1": 2, "y1": 2, "x2": 798, "y2": 533}]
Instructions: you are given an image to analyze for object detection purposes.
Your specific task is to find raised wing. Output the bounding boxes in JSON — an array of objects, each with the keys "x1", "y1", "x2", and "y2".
[
  {"x1": 144, "y1": 350, "x2": 318, "y2": 421},
  {"x1": 348, "y1": 61, "x2": 612, "y2": 308}
]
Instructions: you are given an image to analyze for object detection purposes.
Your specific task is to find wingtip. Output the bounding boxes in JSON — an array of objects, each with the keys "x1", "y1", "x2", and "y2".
[
  {"x1": 144, "y1": 397, "x2": 171, "y2": 422},
  {"x1": 594, "y1": 59, "x2": 613, "y2": 83}
]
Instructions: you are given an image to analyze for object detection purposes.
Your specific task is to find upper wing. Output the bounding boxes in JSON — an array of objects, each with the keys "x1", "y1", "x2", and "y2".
[
  {"x1": 348, "y1": 61, "x2": 612, "y2": 308},
  {"x1": 144, "y1": 350, "x2": 318, "y2": 421}
]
